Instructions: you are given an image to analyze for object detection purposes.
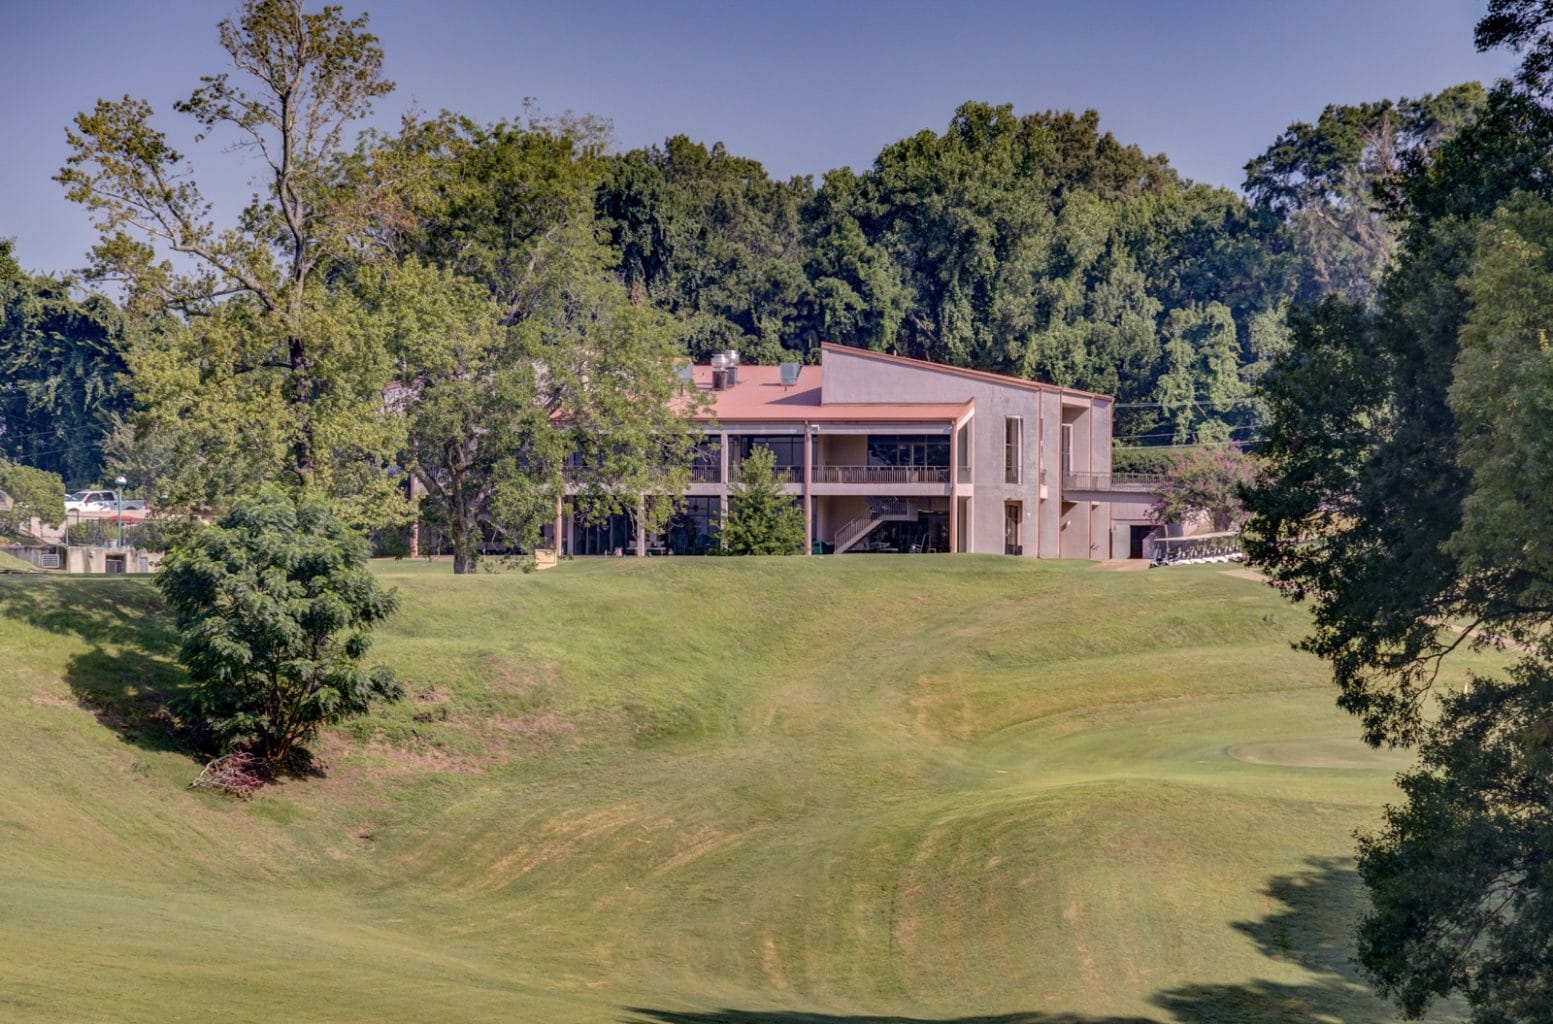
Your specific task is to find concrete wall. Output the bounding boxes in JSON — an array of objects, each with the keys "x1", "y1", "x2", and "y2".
[
  {"x1": 819, "y1": 434, "x2": 867, "y2": 466},
  {"x1": 814, "y1": 494, "x2": 871, "y2": 546},
  {"x1": 1, "y1": 544, "x2": 160, "y2": 573}
]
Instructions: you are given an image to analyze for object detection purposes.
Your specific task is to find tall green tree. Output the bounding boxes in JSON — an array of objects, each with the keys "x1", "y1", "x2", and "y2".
[
  {"x1": 0, "y1": 253, "x2": 138, "y2": 487},
  {"x1": 802, "y1": 102, "x2": 1285, "y2": 444},
  {"x1": 57, "y1": 0, "x2": 405, "y2": 515},
  {"x1": 722, "y1": 447, "x2": 805, "y2": 555},
  {"x1": 0, "y1": 459, "x2": 66, "y2": 538},
  {"x1": 1244, "y1": 75, "x2": 1553, "y2": 1021},
  {"x1": 1244, "y1": 83, "x2": 1487, "y2": 305},
  {"x1": 383, "y1": 117, "x2": 704, "y2": 572},
  {"x1": 596, "y1": 136, "x2": 816, "y2": 363},
  {"x1": 159, "y1": 486, "x2": 401, "y2": 768}
]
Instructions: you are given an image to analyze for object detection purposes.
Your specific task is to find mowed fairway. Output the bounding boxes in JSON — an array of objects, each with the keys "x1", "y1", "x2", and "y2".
[{"x1": 0, "y1": 557, "x2": 1472, "y2": 1023}]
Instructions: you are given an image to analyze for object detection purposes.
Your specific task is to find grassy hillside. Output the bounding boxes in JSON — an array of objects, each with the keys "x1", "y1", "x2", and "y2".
[{"x1": 0, "y1": 557, "x2": 1477, "y2": 1023}]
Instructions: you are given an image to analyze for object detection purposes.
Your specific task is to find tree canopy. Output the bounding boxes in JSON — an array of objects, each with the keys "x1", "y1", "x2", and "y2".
[
  {"x1": 159, "y1": 486, "x2": 401, "y2": 767},
  {"x1": 57, "y1": 0, "x2": 406, "y2": 519},
  {"x1": 1243, "y1": 40, "x2": 1553, "y2": 1017},
  {"x1": 0, "y1": 256, "x2": 138, "y2": 487}
]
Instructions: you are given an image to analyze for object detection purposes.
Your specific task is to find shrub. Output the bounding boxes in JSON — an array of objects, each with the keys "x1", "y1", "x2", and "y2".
[{"x1": 158, "y1": 487, "x2": 403, "y2": 768}]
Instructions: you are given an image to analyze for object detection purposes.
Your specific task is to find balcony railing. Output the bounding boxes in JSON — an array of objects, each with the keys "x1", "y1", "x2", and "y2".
[
  {"x1": 810, "y1": 465, "x2": 950, "y2": 485},
  {"x1": 956, "y1": 465, "x2": 972, "y2": 484},
  {"x1": 729, "y1": 462, "x2": 798, "y2": 484},
  {"x1": 690, "y1": 466, "x2": 721, "y2": 484},
  {"x1": 1061, "y1": 471, "x2": 1166, "y2": 492}
]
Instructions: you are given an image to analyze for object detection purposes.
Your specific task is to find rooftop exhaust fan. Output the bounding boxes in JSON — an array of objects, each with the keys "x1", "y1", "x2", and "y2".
[
  {"x1": 779, "y1": 362, "x2": 801, "y2": 388},
  {"x1": 710, "y1": 349, "x2": 740, "y2": 390}
]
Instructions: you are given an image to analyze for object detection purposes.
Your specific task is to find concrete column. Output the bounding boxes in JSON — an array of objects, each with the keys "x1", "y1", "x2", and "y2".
[
  {"x1": 553, "y1": 497, "x2": 564, "y2": 557},
  {"x1": 719, "y1": 431, "x2": 731, "y2": 540},
  {"x1": 948, "y1": 421, "x2": 959, "y2": 553},
  {"x1": 803, "y1": 422, "x2": 813, "y2": 555},
  {"x1": 634, "y1": 495, "x2": 647, "y2": 557}
]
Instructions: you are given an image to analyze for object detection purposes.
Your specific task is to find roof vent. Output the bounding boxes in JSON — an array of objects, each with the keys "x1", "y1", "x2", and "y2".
[
  {"x1": 710, "y1": 350, "x2": 740, "y2": 390},
  {"x1": 779, "y1": 362, "x2": 801, "y2": 389}
]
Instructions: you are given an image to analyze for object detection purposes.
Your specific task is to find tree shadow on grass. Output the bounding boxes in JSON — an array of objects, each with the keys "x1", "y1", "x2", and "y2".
[
  {"x1": 0, "y1": 576, "x2": 196, "y2": 759},
  {"x1": 621, "y1": 1013, "x2": 1156, "y2": 1024},
  {"x1": 622, "y1": 860, "x2": 1423, "y2": 1024}
]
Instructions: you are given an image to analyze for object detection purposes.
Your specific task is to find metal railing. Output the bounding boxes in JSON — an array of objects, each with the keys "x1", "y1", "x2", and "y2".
[
  {"x1": 810, "y1": 465, "x2": 950, "y2": 485},
  {"x1": 957, "y1": 465, "x2": 972, "y2": 484},
  {"x1": 1149, "y1": 531, "x2": 1242, "y2": 566},
  {"x1": 1061, "y1": 471, "x2": 1166, "y2": 492},
  {"x1": 689, "y1": 466, "x2": 721, "y2": 484},
  {"x1": 832, "y1": 501, "x2": 920, "y2": 553},
  {"x1": 729, "y1": 462, "x2": 798, "y2": 484}
]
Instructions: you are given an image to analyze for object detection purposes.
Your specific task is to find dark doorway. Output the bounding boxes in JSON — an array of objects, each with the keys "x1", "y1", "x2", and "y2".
[{"x1": 1129, "y1": 524, "x2": 1156, "y2": 559}]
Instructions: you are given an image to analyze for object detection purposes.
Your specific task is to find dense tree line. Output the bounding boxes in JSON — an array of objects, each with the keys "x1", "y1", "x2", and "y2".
[
  {"x1": 1247, "y1": 1, "x2": 1553, "y2": 1017},
  {"x1": 595, "y1": 92, "x2": 1479, "y2": 445},
  {"x1": 1, "y1": 0, "x2": 1490, "y2": 539}
]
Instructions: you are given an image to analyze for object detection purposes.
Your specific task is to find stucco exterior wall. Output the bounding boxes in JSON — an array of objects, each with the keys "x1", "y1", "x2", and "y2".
[{"x1": 822, "y1": 348, "x2": 1116, "y2": 556}]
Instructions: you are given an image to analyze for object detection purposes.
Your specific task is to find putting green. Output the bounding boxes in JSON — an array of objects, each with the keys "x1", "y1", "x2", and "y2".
[{"x1": 1226, "y1": 738, "x2": 1416, "y2": 770}]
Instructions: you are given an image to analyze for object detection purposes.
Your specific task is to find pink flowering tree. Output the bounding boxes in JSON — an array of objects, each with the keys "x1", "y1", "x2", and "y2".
[{"x1": 1150, "y1": 445, "x2": 1258, "y2": 532}]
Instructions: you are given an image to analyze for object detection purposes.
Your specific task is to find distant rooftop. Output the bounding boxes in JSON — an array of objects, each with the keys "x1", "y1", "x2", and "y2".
[{"x1": 680, "y1": 344, "x2": 1106, "y2": 425}]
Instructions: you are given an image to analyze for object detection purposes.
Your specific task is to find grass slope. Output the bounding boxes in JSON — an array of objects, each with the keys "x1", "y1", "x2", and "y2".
[{"x1": 0, "y1": 557, "x2": 1477, "y2": 1023}]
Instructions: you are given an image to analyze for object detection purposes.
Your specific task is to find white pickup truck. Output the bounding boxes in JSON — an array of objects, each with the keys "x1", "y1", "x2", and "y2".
[{"x1": 64, "y1": 490, "x2": 120, "y2": 512}]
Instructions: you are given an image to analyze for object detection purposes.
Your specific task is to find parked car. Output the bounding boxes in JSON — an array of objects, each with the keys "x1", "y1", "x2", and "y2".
[{"x1": 64, "y1": 490, "x2": 120, "y2": 512}]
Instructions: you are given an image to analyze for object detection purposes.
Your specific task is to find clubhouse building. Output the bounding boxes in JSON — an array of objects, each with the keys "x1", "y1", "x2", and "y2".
[{"x1": 555, "y1": 343, "x2": 1163, "y2": 559}]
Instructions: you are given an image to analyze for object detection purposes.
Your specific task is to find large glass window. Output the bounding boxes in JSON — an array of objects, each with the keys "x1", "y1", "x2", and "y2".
[
  {"x1": 735, "y1": 435, "x2": 804, "y2": 478},
  {"x1": 572, "y1": 511, "x2": 635, "y2": 556},
  {"x1": 1005, "y1": 417, "x2": 1022, "y2": 484},
  {"x1": 1061, "y1": 423, "x2": 1074, "y2": 476},
  {"x1": 691, "y1": 442, "x2": 721, "y2": 483},
  {"x1": 866, "y1": 434, "x2": 950, "y2": 468},
  {"x1": 1004, "y1": 501, "x2": 1023, "y2": 555},
  {"x1": 663, "y1": 497, "x2": 721, "y2": 555}
]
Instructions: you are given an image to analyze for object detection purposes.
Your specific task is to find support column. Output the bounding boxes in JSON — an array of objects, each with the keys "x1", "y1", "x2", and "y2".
[
  {"x1": 948, "y1": 421, "x2": 959, "y2": 553},
  {"x1": 553, "y1": 496, "x2": 564, "y2": 558},
  {"x1": 634, "y1": 495, "x2": 647, "y2": 557},
  {"x1": 803, "y1": 422, "x2": 813, "y2": 555},
  {"x1": 719, "y1": 431, "x2": 731, "y2": 542}
]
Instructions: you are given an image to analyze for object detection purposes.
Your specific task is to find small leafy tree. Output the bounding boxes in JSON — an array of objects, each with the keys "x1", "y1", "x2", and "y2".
[
  {"x1": 158, "y1": 487, "x2": 401, "y2": 767},
  {"x1": 0, "y1": 459, "x2": 66, "y2": 538},
  {"x1": 1150, "y1": 445, "x2": 1257, "y2": 532},
  {"x1": 722, "y1": 447, "x2": 805, "y2": 555}
]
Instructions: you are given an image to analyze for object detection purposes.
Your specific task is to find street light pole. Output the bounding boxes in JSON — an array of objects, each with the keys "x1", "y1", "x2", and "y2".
[{"x1": 114, "y1": 475, "x2": 127, "y2": 548}]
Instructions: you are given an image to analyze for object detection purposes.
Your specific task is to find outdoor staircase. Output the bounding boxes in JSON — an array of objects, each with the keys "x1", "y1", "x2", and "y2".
[{"x1": 832, "y1": 499, "x2": 919, "y2": 554}]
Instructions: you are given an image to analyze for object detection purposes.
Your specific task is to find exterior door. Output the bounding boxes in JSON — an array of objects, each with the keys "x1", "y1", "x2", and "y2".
[{"x1": 1004, "y1": 501, "x2": 1022, "y2": 556}]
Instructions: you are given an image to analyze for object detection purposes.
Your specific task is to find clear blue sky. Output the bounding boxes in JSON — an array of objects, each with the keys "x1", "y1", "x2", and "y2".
[{"x1": 0, "y1": 0, "x2": 1518, "y2": 277}]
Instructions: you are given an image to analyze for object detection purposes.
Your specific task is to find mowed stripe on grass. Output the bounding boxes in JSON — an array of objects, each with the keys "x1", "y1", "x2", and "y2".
[{"x1": 0, "y1": 557, "x2": 1473, "y2": 1023}]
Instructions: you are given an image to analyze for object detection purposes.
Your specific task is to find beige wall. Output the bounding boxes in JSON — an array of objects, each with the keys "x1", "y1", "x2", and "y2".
[
  {"x1": 822, "y1": 348, "x2": 1113, "y2": 557},
  {"x1": 819, "y1": 434, "x2": 867, "y2": 466}
]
